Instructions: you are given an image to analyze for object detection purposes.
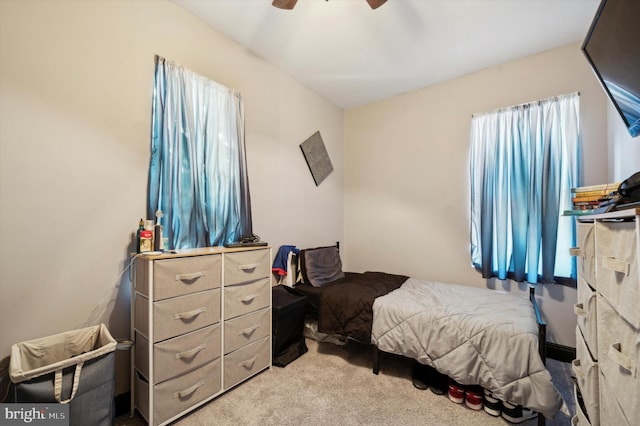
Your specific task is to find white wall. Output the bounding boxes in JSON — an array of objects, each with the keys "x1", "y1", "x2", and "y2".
[
  {"x1": 344, "y1": 43, "x2": 610, "y2": 348},
  {"x1": 607, "y1": 103, "x2": 640, "y2": 181},
  {"x1": 0, "y1": 0, "x2": 344, "y2": 393}
]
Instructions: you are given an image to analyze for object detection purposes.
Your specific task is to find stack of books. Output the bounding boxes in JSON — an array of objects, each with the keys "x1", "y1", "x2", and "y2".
[{"x1": 564, "y1": 182, "x2": 621, "y2": 216}]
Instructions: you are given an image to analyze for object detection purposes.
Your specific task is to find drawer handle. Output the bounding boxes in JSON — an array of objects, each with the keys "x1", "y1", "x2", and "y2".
[
  {"x1": 176, "y1": 271, "x2": 206, "y2": 282},
  {"x1": 571, "y1": 359, "x2": 584, "y2": 379},
  {"x1": 239, "y1": 294, "x2": 257, "y2": 304},
  {"x1": 174, "y1": 379, "x2": 205, "y2": 399},
  {"x1": 175, "y1": 343, "x2": 207, "y2": 360},
  {"x1": 175, "y1": 307, "x2": 206, "y2": 321},
  {"x1": 573, "y1": 303, "x2": 587, "y2": 317},
  {"x1": 601, "y1": 256, "x2": 630, "y2": 275},
  {"x1": 239, "y1": 263, "x2": 259, "y2": 271},
  {"x1": 608, "y1": 343, "x2": 636, "y2": 377},
  {"x1": 569, "y1": 247, "x2": 584, "y2": 258},
  {"x1": 239, "y1": 325, "x2": 260, "y2": 337},
  {"x1": 239, "y1": 355, "x2": 258, "y2": 370}
]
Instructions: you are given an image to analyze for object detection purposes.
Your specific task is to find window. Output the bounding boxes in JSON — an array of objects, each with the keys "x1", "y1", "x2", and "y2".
[
  {"x1": 148, "y1": 57, "x2": 253, "y2": 249},
  {"x1": 470, "y1": 93, "x2": 580, "y2": 284}
]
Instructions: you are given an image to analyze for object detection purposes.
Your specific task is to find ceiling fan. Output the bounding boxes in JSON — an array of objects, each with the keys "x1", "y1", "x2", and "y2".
[{"x1": 273, "y1": 0, "x2": 387, "y2": 10}]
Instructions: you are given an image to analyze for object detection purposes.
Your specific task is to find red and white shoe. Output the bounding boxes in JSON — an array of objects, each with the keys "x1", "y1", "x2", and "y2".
[
  {"x1": 448, "y1": 379, "x2": 465, "y2": 404},
  {"x1": 464, "y1": 385, "x2": 484, "y2": 410}
]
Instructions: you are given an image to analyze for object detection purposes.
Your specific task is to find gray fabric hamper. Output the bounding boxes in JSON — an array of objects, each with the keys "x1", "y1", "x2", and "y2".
[{"x1": 8, "y1": 324, "x2": 117, "y2": 426}]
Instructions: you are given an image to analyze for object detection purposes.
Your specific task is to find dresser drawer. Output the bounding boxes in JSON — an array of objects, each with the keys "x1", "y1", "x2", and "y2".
[
  {"x1": 136, "y1": 358, "x2": 221, "y2": 426},
  {"x1": 572, "y1": 221, "x2": 597, "y2": 287},
  {"x1": 573, "y1": 327, "x2": 599, "y2": 426},
  {"x1": 224, "y1": 249, "x2": 270, "y2": 285},
  {"x1": 223, "y1": 336, "x2": 270, "y2": 390},
  {"x1": 136, "y1": 255, "x2": 222, "y2": 300},
  {"x1": 224, "y1": 277, "x2": 270, "y2": 320},
  {"x1": 598, "y1": 371, "x2": 631, "y2": 426},
  {"x1": 595, "y1": 221, "x2": 639, "y2": 328},
  {"x1": 155, "y1": 255, "x2": 221, "y2": 300},
  {"x1": 136, "y1": 289, "x2": 221, "y2": 343},
  {"x1": 224, "y1": 307, "x2": 270, "y2": 354},
  {"x1": 136, "y1": 323, "x2": 221, "y2": 384},
  {"x1": 574, "y1": 384, "x2": 593, "y2": 426},
  {"x1": 575, "y1": 276, "x2": 598, "y2": 359},
  {"x1": 596, "y1": 296, "x2": 639, "y2": 425}
]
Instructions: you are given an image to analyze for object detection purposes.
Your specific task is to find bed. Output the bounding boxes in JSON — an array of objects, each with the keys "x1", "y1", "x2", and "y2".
[
  {"x1": 295, "y1": 271, "x2": 409, "y2": 343},
  {"x1": 290, "y1": 244, "x2": 563, "y2": 423}
]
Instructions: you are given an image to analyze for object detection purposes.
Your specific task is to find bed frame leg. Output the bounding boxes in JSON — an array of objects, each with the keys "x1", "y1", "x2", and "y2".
[{"x1": 372, "y1": 345, "x2": 379, "y2": 375}]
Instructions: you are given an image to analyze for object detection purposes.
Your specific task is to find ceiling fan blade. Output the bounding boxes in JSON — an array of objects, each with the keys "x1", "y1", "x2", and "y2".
[
  {"x1": 365, "y1": 0, "x2": 387, "y2": 9},
  {"x1": 272, "y1": 0, "x2": 298, "y2": 10}
]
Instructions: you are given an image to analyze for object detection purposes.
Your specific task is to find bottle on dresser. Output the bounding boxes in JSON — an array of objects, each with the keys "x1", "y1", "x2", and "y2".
[{"x1": 137, "y1": 218, "x2": 154, "y2": 253}]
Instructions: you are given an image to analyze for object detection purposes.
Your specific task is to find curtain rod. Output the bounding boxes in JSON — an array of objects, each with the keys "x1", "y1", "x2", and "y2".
[
  {"x1": 152, "y1": 54, "x2": 243, "y2": 98},
  {"x1": 471, "y1": 91, "x2": 580, "y2": 118}
]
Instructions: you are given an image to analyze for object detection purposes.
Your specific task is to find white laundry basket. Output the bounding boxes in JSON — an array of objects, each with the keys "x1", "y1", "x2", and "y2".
[{"x1": 8, "y1": 324, "x2": 117, "y2": 426}]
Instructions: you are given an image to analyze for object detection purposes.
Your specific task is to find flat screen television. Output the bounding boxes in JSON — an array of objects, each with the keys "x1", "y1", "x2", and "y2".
[{"x1": 582, "y1": 0, "x2": 640, "y2": 138}]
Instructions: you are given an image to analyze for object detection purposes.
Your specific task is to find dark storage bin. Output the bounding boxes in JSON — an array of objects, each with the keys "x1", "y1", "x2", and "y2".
[
  {"x1": 272, "y1": 285, "x2": 308, "y2": 367},
  {"x1": 8, "y1": 324, "x2": 117, "y2": 426}
]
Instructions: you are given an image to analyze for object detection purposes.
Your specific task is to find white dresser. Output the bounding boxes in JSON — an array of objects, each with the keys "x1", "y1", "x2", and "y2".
[
  {"x1": 571, "y1": 209, "x2": 639, "y2": 426},
  {"x1": 132, "y1": 246, "x2": 272, "y2": 426}
]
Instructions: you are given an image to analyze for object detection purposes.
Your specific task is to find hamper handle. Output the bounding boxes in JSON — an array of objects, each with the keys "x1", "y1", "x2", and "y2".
[
  {"x1": 174, "y1": 380, "x2": 205, "y2": 399},
  {"x1": 175, "y1": 271, "x2": 206, "y2": 282},
  {"x1": 175, "y1": 307, "x2": 206, "y2": 321},
  {"x1": 54, "y1": 362, "x2": 83, "y2": 404},
  {"x1": 608, "y1": 343, "x2": 636, "y2": 376},
  {"x1": 175, "y1": 343, "x2": 207, "y2": 360}
]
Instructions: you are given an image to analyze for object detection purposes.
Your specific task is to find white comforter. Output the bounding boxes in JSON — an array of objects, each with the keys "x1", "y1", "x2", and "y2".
[{"x1": 371, "y1": 278, "x2": 563, "y2": 419}]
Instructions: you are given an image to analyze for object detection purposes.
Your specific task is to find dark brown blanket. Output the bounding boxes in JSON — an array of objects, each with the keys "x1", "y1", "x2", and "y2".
[{"x1": 312, "y1": 271, "x2": 408, "y2": 343}]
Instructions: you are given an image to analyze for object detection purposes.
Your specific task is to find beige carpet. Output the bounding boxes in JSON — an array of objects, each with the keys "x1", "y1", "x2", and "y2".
[{"x1": 118, "y1": 338, "x2": 575, "y2": 426}]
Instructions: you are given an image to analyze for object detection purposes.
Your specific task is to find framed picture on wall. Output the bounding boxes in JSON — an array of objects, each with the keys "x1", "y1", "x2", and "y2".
[{"x1": 300, "y1": 131, "x2": 333, "y2": 186}]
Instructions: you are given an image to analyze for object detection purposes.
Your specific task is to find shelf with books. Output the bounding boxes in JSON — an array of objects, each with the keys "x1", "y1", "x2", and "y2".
[
  {"x1": 570, "y1": 181, "x2": 621, "y2": 212},
  {"x1": 570, "y1": 182, "x2": 621, "y2": 193},
  {"x1": 571, "y1": 194, "x2": 616, "y2": 203},
  {"x1": 563, "y1": 209, "x2": 597, "y2": 216}
]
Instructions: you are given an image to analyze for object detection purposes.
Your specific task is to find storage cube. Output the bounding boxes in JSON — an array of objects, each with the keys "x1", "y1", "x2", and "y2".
[{"x1": 272, "y1": 285, "x2": 308, "y2": 367}]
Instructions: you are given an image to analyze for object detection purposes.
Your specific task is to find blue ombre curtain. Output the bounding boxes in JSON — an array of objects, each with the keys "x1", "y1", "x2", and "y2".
[
  {"x1": 470, "y1": 92, "x2": 580, "y2": 284},
  {"x1": 148, "y1": 56, "x2": 252, "y2": 249}
]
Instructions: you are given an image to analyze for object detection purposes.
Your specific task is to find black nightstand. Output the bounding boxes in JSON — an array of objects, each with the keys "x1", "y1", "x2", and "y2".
[{"x1": 272, "y1": 285, "x2": 308, "y2": 367}]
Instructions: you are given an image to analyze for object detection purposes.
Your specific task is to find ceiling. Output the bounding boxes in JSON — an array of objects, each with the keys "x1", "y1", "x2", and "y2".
[{"x1": 171, "y1": 0, "x2": 601, "y2": 109}]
